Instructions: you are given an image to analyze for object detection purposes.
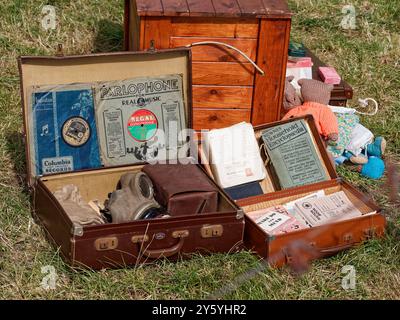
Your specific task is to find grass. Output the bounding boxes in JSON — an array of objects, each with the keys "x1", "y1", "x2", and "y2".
[{"x1": 0, "y1": 0, "x2": 399, "y2": 299}]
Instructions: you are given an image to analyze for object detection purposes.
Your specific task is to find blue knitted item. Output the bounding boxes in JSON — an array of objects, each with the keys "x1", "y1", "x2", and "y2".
[
  {"x1": 360, "y1": 156, "x2": 385, "y2": 179},
  {"x1": 367, "y1": 136, "x2": 385, "y2": 158}
]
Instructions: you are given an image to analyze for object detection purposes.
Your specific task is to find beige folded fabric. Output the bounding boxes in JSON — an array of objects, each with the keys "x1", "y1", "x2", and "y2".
[{"x1": 53, "y1": 184, "x2": 106, "y2": 226}]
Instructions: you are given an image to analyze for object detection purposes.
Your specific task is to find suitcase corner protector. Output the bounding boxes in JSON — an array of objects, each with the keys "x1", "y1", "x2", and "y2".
[
  {"x1": 236, "y1": 209, "x2": 244, "y2": 220},
  {"x1": 71, "y1": 223, "x2": 84, "y2": 237}
]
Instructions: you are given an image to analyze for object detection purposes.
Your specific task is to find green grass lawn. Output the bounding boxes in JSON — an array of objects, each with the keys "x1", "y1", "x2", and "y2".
[{"x1": 0, "y1": 0, "x2": 399, "y2": 299}]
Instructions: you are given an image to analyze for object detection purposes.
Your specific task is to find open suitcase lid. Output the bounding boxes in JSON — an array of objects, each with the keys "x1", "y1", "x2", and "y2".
[
  {"x1": 200, "y1": 114, "x2": 339, "y2": 198},
  {"x1": 18, "y1": 48, "x2": 193, "y2": 187},
  {"x1": 256, "y1": 114, "x2": 338, "y2": 183},
  {"x1": 252, "y1": 115, "x2": 339, "y2": 193}
]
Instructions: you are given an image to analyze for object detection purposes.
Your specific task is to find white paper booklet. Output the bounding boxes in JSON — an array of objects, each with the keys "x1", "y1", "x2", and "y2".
[
  {"x1": 204, "y1": 122, "x2": 266, "y2": 188},
  {"x1": 283, "y1": 190, "x2": 326, "y2": 227},
  {"x1": 294, "y1": 191, "x2": 364, "y2": 227}
]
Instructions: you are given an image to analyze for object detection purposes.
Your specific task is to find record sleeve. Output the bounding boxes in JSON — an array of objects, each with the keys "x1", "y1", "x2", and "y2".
[
  {"x1": 28, "y1": 84, "x2": 102, "y2": 176},
  {"x1": 94, "y1": 74, "x2": 188, "y2": 166}
]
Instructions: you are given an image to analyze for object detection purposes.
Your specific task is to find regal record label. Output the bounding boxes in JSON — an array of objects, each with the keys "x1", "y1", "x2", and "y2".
[{"x1": 127, "y1": 109, "x2": 158, "y2": 142}]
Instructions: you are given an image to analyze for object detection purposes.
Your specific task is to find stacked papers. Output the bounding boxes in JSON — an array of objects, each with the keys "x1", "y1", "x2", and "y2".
[{"x1": 204, "y1": 122, "x2": 266, "y2": 188}]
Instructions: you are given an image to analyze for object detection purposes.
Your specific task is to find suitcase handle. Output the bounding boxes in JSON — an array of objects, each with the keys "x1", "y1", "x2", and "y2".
[
  {"x1": 140, "y1": 237, "x2": 185, "y2": 259},
  {"x1": 318, "y1": 243, "x2": 354, "y2": 255},
  {"x1": 283, "y1": 242, "x2": 355, "y2": 265}
]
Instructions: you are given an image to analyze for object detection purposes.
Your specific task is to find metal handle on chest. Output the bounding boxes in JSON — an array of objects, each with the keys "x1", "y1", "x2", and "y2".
[{"x1": 186, "y1": 41, "x2": 265, "y2": 76}]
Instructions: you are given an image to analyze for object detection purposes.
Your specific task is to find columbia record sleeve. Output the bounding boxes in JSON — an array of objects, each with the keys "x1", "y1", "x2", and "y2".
[
  {"x1": 28, "y1": 84, "x2": 102, "y2": 176},
  {"x1": 95, "y1": 74, "x2": 188, "y2": 166}
]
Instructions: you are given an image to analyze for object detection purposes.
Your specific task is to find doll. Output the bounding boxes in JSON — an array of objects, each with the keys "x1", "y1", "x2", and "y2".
[
  {"x1": 283, "y1": 75, "x2": 302, "y2": 110},
  {"x1": 282, "y1": 79, "x2": 339, "y2": 145}
]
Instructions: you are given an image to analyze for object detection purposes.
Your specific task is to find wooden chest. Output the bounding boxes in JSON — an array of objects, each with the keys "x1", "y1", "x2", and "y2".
[{"x1": 124, "y1": 0, "x2": 292, "y2": 130}]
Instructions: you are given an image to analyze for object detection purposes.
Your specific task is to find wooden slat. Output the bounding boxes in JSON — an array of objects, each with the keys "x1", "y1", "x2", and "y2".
[
  {"x1": 136, "y1": 0, "x2": 164, "y2": 16},
  {"x1": 212, "y1": 0, "x2": 242, "y2": 17},
  {"x1": 170, "y1": 37, "x2": 257, "y2": 62},
  {"x1": 143, "y1": 17, "x2": 172, "y2": 49},
  {"x1": 186, "y1": 0, "x2": 215, "y2": 17},
  {"x1": 236, "y1": 0, "x2": 266, "y2": 16},
  {"x1": 193, "y1": 108, "x2": 251, "y2": 130},
  {"x1": 192, "y1": 62, "x2": 255, "y2": 86},
  {"x1": 162, "y1": 0, "x2": 190, "y2": 16},
  {"x1": 126, "y1": 0, "x2": 141, "y2": 50},
  {"x1": 139, "y1": 18, "x2": 146, "y2": 50},
  {"x1": 193, "y1": 85, "x2": 253, "y2": 109},
  {"x1": 171, "y1": 17, "x2": 259, "y2": 38},
  {"x1": 252, "y1": 19, "x2": 291, "y2": 125}
]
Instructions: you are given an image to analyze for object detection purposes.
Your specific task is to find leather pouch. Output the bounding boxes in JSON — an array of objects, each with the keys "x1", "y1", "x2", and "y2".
[{"x1": 142, "y1": 164, "x2": 219, "y2": 217}]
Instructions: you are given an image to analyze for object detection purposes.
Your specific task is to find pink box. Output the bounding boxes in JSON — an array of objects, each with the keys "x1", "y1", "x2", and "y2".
[
  {"x1": 287, "y1": 56, "x2": 313, "y2": 68},
  {"x1": 246, "y1": 206, "x2": 307, "y2": 235},
  {"x1": 318, "y1": 66, "x2": 341, "y2": 85}
]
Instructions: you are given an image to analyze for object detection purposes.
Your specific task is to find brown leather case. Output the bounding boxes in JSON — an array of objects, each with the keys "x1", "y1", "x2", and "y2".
[
  {"x1": 19, "y1": 48, "x2": 245, "y2": 270},
  {"x1": 142, "y1": 164, "x2": 218, "y2": 216},
  {"x1": 200, "y1": 115, "x2": 386, "y2": 268}
]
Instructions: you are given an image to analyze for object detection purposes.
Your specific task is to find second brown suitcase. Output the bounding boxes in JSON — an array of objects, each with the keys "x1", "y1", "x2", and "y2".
[{"x1": 200, "y1": 115, "x2": 386, "y2": 268}]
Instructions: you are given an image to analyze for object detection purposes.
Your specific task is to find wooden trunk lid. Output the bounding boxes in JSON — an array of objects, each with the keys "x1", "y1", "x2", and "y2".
[{"x1": 134, "y1": 0, "x2": 292, "y2": 18}]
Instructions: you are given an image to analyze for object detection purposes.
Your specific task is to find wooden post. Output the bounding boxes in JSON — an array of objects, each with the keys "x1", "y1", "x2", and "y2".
[{"x1": 252, "y1": 19, "x2": 291, "y2": 125}]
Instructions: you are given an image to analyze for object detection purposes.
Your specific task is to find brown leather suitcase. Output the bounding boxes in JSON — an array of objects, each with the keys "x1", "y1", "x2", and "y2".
[
  {"x1": 18, "y1": 48, "x2": 244, "y2": 270},
  {"x1": 200, "y1": 115, "x2": 386, "y2": 269}
]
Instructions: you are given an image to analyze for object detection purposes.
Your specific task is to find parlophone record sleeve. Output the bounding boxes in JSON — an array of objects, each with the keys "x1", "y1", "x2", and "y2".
[
  {"x1": 95, "y1": 74, "x2": 188, "y2": 166},
  {"x1": 28, "y1": 83, "x2": 102, "y2": 176}
]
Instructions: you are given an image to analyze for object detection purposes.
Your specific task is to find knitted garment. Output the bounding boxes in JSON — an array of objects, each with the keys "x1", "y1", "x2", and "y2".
[
  {"x1": 282, "y1": 102, "x2": 339, "y2": 138},
  {"x1": 298, "y1": 79, "x2": 334, "y2": 106},
  {"x1": 360, "y1": 156, "x2": 385, "y2": 180}
]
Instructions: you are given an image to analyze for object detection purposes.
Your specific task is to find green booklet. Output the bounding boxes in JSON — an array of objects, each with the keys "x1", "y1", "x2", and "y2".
[{"x1": 261, "y1": 119, "x2": 329, "y2": 189}]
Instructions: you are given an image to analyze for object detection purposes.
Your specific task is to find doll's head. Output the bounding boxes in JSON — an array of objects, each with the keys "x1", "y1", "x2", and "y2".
[
  {"x1": 298, "y1": 79, "x2": 334, "y2": 105},
  {"x1": 283, "y1": 76, "x2": 302, "y2": 111}
]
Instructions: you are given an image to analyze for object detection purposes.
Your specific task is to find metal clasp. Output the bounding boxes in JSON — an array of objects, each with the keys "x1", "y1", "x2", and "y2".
[
  {"x1": 148, "y1": 40, "x2": 156, "y2": 52},
  {"x1": 364, "y1": 228, "x2": 376, "y2": 240},
  {"x1": 201, "y1": 225, "x2": 223, "y2": 238},
  {"x1": 56, "y1": 43, "x2": 64, "y2": 57},
  {"x1": 95, "y1": 237, "x2": 118, "y2": 251}
]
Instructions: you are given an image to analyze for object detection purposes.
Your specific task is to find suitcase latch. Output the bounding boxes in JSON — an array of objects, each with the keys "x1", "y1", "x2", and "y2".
[
  {"x1": 201, "y1": 225, "x2": 223, "y2": 238},
  {"x1": 148, "y1": 40, "x2": 156, "y2": 52},
  {"x1": 343, "y1": 233, "x2": 353, "y2": 243},
  {"x1": 56, "y1": 43, "x2": 64, "y2": 57},
  {"x1": 131, "y1": 234, "x2": 149, "y2": 244},
  {"x1": 95, "y1": 237, "x2": 118, "y2": 251},
  {"x1": 363, "y1": 228, "x2": 376, "y2": 240}
]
